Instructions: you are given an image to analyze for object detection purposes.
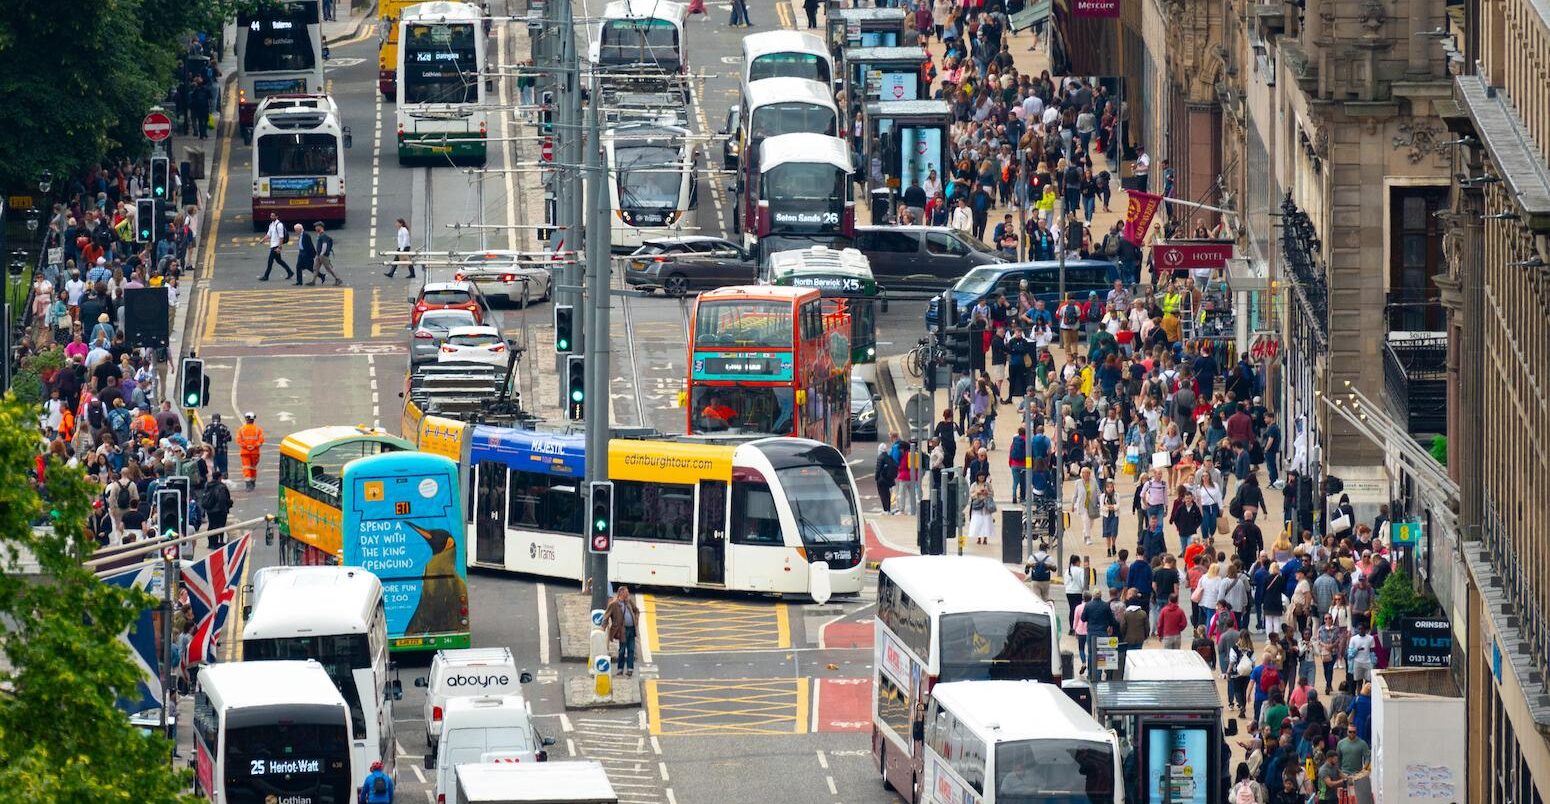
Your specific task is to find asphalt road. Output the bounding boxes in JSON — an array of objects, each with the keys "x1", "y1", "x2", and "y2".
[{"x1": 182, "y1": 1, "x2": 944, "y2": 800}]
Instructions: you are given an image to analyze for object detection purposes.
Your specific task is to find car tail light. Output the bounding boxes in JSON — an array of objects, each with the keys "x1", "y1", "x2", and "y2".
[
  {"x1": 453, "y1": 271, "x2": 465, "y2": 281},
  {"x1": 756, "y1": 201, "x2": 770, "y2": 237},
  {"x1": 843, "y1": 201, "x2": 856, "y2": 238},
  {"x1": 413, "y1": 330, "x2": 434, "y2": 340},
  {"x1": 441, "y1": 346, "x2": 455, "y2": 352},
  {"x1": 433, "y1": 706, "x2": 442, "y2": 722},
  {"x1": 491, "y1": 344, "x2": 506, "y2": 352},
  {"x1": 479, "y1": 120, "x2": 487, "y2": 137},
  {"x1": 499, "y1": 273, "x2": 515, "y2": 282},
  {"x1": 437, "y1": 795, "x2": 445, "y2": 804}
]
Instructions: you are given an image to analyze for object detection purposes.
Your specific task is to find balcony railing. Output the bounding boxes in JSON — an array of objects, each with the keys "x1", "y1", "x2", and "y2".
[{"x1": 1382, "y1": 335, "x2": 1448, "y2": 435}]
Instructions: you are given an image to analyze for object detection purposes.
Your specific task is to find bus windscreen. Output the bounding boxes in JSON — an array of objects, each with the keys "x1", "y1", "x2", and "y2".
[
  {"x1": 763, "y1": 163, "x2": 845, "y2": 234},
  {"x1": 994, "y1": 739, "x2": 1116, "y2": 804},
  {"x1": 749, "y1": 53, "x2": 830, "y2": 84},
  {"x1": 241, "y1": 5, "x2": 318, "y2": 73},
  {"x1": 224, "y1": 722, "x2": 352, "y2": 804},
  {"x1": 937, "y1": 612, "x2": 1054, "y2": 683},
  {"x1": 403, "y1": 23, "x2": 479, "y2": 104},
  {"x1": 690, "y1": 385, "x2": 795, "y2": 435},
  {"x1": 749, "y1": 103, "x2": 837, "y2": 142},
  {"x1": 693, "y1": 301, "x2": 793, "y2": 348},
  {"x1": 599, "y1": 19, "x2": 680, "y2": 69}
]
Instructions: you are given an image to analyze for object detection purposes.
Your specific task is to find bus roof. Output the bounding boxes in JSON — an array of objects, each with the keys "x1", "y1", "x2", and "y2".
[
  {"x1": 254, "y1": 107, "x2": 342, "y2": 135},
  {"x1": 697, "y1": 284, "x2": 822, "y2": 303},
  {"x1": 601, "y1": 0, "x2": 689, "y2": 23},
  {"x1": 455, "y1": 761, "x2": 618, "y2": 802},
  {"x1": 279, "y1": 426, "x2": 413, "y2": 460},
  {"x1": 198, "y1": 660, "x2": 347, "y2": 711},
  {"x1": 402, "y1": 0, "x2": 484, "y2": 21},
  {"x1": 468, "y1": 427, "x2": 586, "y2": 477},
  {"x1": 766, "y1": 246, "x2": 874, "y2": 284},
  {"x1": 244, "y1": 566, "x2": 383, "y2": 640},
  {"x1": 758, "y1": 133, "x2": 852, "y2": 173},
  {"x1": 745, "y1": 78, "x2": 837, "y2": 112},
  {"x1": 878, "y1": 555, "x2": 1055, "y2": 618},
  {"x1": 1123, "y1": 648, "x2": 1214, "y2": 681},
  {"x1": 929, "y1": 681, "x2": 1112, "y2": 745},
  {"x1": 741, "y1": 30, "x2": 827, "y2": 63}
]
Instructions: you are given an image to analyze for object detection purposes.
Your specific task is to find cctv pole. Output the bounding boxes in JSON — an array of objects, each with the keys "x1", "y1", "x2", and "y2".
[{"x1": 583, "y1": 74, "x2": 612, "y2": 612}]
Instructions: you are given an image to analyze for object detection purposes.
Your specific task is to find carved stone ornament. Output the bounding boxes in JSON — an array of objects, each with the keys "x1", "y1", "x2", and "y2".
[
  {"x1": 1312, "y1": 125, "x2": 1330, "y2": 158},
  {"x1": 1359, "y1": 0, "x2": 1385, "y2": 34},
  {"x1": 1393, "y1": 120, "x2": 1445, "y2": 164}
]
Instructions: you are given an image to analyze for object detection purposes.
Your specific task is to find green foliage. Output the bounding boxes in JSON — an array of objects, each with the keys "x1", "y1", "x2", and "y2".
[
  {"x1": 10, "y1": 347, "x2": 66, "y2": 407},
  {"x1": 0, "y1": 0, "x2": 233, "y2": 191},
  {"x1": 0, "y1": 397, "x2": 197, "y2": 803},
  {"x1": 1373, "y1": 570, "x2": 1437, "y2": 631},
  {"x1": 1429, "y1": 435, "x2": 1447, "y2": 467}
]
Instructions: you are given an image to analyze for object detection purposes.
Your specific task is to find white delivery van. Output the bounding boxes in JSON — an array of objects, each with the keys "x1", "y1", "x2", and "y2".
[
  {"x1": 1124, "y1": 648, "x2": 1215, "y2": 681},
  {"x1": 416, "y1": 647, "x2": 531, "y2": 748},
  {"x1": 454, "y1": 761, "x2": 619, "y2": 804},
  {"x1": 428, "y1": 695, "x2": 555, "y2": 804}
]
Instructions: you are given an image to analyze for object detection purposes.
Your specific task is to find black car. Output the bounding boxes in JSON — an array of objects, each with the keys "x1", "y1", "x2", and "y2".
[
  {"x1": 850, "y1": 377, "x2": 880, "y2": 440},
  {"x1": 719, "y1": 106, "x2": 742, "y2": 170},
  {"x1": 623, "y1": 236, "x2": 757, "y2": 296},
  {"x1": 852, "y1": 225, "x2": 1005, "y2": 291}
]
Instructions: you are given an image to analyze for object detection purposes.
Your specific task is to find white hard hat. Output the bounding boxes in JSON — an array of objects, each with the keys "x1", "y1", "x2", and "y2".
[{"x1": 244, "y1": 411, "x2": 255, "y2": 420}]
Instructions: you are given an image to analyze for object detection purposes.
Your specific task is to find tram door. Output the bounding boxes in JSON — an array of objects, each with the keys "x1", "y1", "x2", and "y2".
[
  {"x1": 697, "y1": 480, "x2": 726, "y2": 585},
  {"x1": 474, "y1": 461, "x2": 507, "y2": 565}
]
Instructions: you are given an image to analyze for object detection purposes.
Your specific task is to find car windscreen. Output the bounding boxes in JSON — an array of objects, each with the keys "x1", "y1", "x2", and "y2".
[{"x1": 954, "y1": 267, "x2": 1000, "y2": 296}]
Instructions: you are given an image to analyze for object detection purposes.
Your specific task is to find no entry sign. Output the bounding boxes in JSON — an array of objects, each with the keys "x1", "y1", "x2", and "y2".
[{"x1": 142, "y1": 112, "x2": 173, "y2": 142}]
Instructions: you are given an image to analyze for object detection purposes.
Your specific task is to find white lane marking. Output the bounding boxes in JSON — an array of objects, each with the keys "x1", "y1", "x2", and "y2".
[
  {"x1": 826, "y1": 776, "x2": 837, "y2": 796},
  {"x1": 650, "y1": 736, "x2": 662, "y2": 755},
  {"x1": 412, "y1": 764, "x2": 426, "y2": 783},
  {"x1": 559, "y1": 712, "x2": 571, "y2": 733},
  {"x1": 635, "y1": 593, "x2": 655, "y2": 667},
  {"x1": 816, "y1": 750, "x2": 828, "y2": 769},
  {"x1": 498, "y1": 20, "x2": 518, "y2": 250},
  {"x1": 665, "y1": 790, "x2": 677, "y2": 804},
  {"x1": 538, "y1": 582, "x2": 552, "y2": 664},
  {"x1": 659, "y1": 762, "x2": 670, "y2": 781}
]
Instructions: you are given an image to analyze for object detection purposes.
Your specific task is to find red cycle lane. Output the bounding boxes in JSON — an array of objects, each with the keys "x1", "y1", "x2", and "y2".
[{"x1": 815, "y1": 677, "x2": 872, "y2": 733}]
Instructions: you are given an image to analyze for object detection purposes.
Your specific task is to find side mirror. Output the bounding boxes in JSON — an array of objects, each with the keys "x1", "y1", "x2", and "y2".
[
  {"x1": 342, "y1": 127, "x2": 353, "y2": 149},
  {"x1": 387, "y1": 679, "x2": 403, "y2": 701},
  {"x1": 414, "y1": 676, "x2": 428, "y2": 688},
  {"x1": 912, "y1": 720, "x2": 925, "y2": 742},
  {"x1": 407, "y1": 295, "x2": 416, "y2": 304},
  {"x1": 872, "y1": 393, "x2": 883, "y2": 401},
  {"x1": 541, "y1": 735, "x2": 556, "y2": 746},
  {"x1": 423, "y1": 753, "x2": 436, "y2": 770},
  {"x1": 520, "y1": 670, "x2": 534, "y2": 684},
  {"x1": 321, "y1": 46, "x2": 331, "y2": 60}
]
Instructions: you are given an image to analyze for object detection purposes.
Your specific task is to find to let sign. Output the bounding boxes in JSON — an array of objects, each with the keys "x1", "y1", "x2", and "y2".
[
  {"x1": 1399, "y1": 617, "x2": 1452, "y2": 667},
  {"x1": 1073, "y1": 0, "x2": 1120, "y2": 17},
  {"x1": 142, "y1": 112, "x2": 173, "y2": 142},
  {"x1": 1155, "y1": 241, "x2": 1235, "y2": 269}
]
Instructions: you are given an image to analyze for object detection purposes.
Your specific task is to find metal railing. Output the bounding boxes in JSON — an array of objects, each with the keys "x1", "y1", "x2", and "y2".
[
  {"x1": 1381, "y1": 336, "x2": 1448, "y2": 435},
  {"x1": 1481, "y1": 501, "x2": 1550, "y2": 688}
]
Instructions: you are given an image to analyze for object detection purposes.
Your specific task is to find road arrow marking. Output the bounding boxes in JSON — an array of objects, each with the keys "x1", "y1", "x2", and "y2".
[{"x1": 273, "y1": 377, "x2": 292, "y2": 388}]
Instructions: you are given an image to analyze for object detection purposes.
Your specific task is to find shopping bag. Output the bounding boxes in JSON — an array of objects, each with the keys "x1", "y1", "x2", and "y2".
[{"x1": 1151, "y1": 451, "x2": 1171, "y2": 469}]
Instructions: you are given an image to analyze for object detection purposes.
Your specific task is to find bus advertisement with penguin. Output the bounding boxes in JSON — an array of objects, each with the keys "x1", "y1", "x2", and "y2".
[{"x1": 342, "y1": 451, "x2": 472, "y2": 652}]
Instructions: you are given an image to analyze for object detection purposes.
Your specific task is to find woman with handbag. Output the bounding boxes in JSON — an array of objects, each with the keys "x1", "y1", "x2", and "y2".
[
  {"x1": 1228, "y1": 630, "x2": 1256, "y2": 717},
  {"x1": 1195, "y1": 470, "x2": 1225, "y2": 537},
  {"x1": 967, "y1": 473, "x2": 995, "y2": 545}
]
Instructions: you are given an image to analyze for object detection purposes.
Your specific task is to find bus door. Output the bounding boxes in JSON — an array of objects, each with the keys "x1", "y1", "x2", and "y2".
[
  {"x1": 696, "y1": 480, "x2": 726, "y2": 585},
  {"x1": 474, "y1": 461, "x2": 507, "y2": 565}
]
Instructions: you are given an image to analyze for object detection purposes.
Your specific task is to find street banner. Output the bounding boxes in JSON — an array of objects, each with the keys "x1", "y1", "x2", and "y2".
[
  {"x1": 1122, "y1": 190, "x2": 1162, "y2": 245},
  {"x1": 1154, "y1": 240, "x2": 1235, "y2": 270},
  {"x1": 180, "y1": 534, "x2": 251, "y2": 665},
  {"x1": 101, "y1": 563, "x2": 166, "y2": 714},
  {"x1": 1074, "y1": 0, "x2": 1120, "y2": 17}
]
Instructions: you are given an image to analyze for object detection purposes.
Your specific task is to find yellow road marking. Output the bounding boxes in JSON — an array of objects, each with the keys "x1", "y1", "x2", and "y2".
[
  {"x1": 774, "y1": 599, "x2": 791, "y2": 649},
  {"x1": 202, "y1": 288, "x2": 355, "y2": 345},
  {"x1": 646, "y1": 678, "x2": 806, "y2": 736},
  {"x1": 646, "y1": 595, "x2": 792, "y2": 653},
  {"x1": 643, "y1": 592, "x2": 660, "y2": 653},
  {"x1": 193, "y1": 80, "x2": 239, "y2": 350},
  {"x1": 371, "y1": 286, "x2": 408, "y2": 337}
]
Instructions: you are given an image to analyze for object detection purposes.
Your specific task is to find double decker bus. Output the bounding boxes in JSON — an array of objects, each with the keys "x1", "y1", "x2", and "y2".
[
  {"x1": 236, "y1": 0, "x2": 325, "y2": 142},
  {"x1": 591, "y1": 0, "x2": 690, "y2": 75},
  {"x1": 735, "y1": 81, "x2": 839, "y2": 240},
  {"x1": 923, "y1": 682, "x2": 1123, "y2": 804},
  {"x1": 750, "y1": 133, "x2": 855, "y2": 257},
  {"x1": 872, "y1": 556, "x2": 1064, "y2": 800},
  {"x1": 377, "y1": 0, "x2": 422, "y2": 98},
  {"x1": 765, "y1": 245, "x2": 883, "y2": 369},
  {"x1": 741, "y1": 30, "x2": 833, "y2": 87},
  {"x1": 397, "y1": 1, "x2": 488, "y2": 166},
  {"x1": 193, "y1": 660, "x2": 354, "y2": 803},
  {"x1": 252, "y1": 103, "x2": 350, "y2": 228},
  {"x1": 687, "y1": 285, "x2": 852, "y2": 447},
  {"x1": 464, "y1": 430, "x2": 864, "y2": 600},
  {"x1": 242, "y1": 567, "x2": 398, "y2": 791},
  {"x1": 277, "y1": 426, "x2": 411, "y2": 566},
  {"x1": 605, "y1": 122, "x2": 698, "y2": 250}
]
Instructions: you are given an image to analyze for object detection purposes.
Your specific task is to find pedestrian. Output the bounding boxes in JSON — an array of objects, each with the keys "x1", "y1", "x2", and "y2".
[
  {"x1": 1346, "y1": 622, "x2": 1375, "y2": 683},
  {"x1": 874, "y1": 443, "x2": 897, "y2": 515},
  {"x1": 1100, "y1": 479, "x2": 1120, "y2": 555},
  {"x1": 360, "y1": 760, "x2": 395, "y2": 804},
  {"x1": 200, "y1": 471, "x2": 233, "y2": 548},
  {"x1": 1065, "y1": 555, "x2": 1093, "y2": 634},
  {"x1": 1157, "y1": 593, "x2": 1188, "y2": 649},
  {"x1": 311, "y1": 222, "x2": 343, "y2": 285},
  {"x1": 894, "y1": 439, "x2": 918, "y2": 516},
  {"x1": 235, "y1": 412, "x2": 264, "y2": 491},
  {"x1": 1069, "y1": 466, "x2": 1100, "y2": 546},
  {"x1": 730, "y1": 0, "x2": 751, "y2": 27},
  {"x1": 1025, "y1": 543, "x2": 1056, "y2": 602},
  {"x1": 190, "y1": 77, "x2": 211, "y2": 140},
  {"x1": 385, "y1": 218, "x2": 416, "y2": 278},
  {"x1": 258, "y1": 212, "x2": 293, "y2": 281},
  {"x1": 202, "y1": 412, "x2": 232, "y2": 477},
  {"x1": 292, "y1": 223, "x2": 315, "y2": 286},
  {"x1": 603, "y1": 585, "x2": 641, "y2": 678}
]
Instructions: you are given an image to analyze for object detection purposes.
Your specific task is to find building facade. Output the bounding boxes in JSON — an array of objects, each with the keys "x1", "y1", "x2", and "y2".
[{"x1": 1441, "y1": 0, "x2": 1550, "y2": 798}]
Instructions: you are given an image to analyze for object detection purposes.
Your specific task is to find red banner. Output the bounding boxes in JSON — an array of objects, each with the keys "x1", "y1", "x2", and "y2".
[
  {"x1": 1073, "y1": 0, "x2": 1120, "y2": 17},
  {"x1": 1122, "y1": 190, "x2": 1162, "y2": 245},
  {"x1": 1154, "y1": 241, "x2": 1235, "y2": 269}
]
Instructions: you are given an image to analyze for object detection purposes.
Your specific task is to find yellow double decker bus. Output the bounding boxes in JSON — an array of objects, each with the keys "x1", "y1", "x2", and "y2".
[
  {"x1": 277, "y1": 426, "x2": 413, "y2": 565},
  {"x1": 376, "y1": 0, "x2": 422, "y2": 98}
]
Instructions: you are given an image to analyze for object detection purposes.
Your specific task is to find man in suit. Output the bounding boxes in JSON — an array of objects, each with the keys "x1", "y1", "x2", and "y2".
[{"x1": 291, "y1": 223, "x2": 315, "y2": 286}]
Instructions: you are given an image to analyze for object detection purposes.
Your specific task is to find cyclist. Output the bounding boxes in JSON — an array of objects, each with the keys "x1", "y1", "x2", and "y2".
[{"x1": 360, "y1": 760, "x2": 394, "y2": 803}]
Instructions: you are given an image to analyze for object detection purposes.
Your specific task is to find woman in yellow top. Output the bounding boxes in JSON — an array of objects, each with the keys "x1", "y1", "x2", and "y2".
[{"x1": 1035, "y1": 185, "x2": 1057, "y2": 226}]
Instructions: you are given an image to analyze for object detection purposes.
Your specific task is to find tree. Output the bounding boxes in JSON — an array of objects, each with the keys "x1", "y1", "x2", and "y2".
[{"x1": 0, "y1": 396, "x2": 197, "y2": 802}]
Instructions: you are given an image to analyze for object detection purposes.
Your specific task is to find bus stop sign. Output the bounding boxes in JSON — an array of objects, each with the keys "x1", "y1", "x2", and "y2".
[{"x1": 142, "y1": 112, "x2": 173, "y2": 142}]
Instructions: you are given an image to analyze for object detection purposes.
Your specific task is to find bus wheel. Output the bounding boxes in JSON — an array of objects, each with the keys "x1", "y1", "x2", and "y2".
[
  {"x1": 879, "y1": 744, "x2": 891, "y2": 792},
  {"x1": 663, "y1": 274, "x2": 688, "y2": 297}
]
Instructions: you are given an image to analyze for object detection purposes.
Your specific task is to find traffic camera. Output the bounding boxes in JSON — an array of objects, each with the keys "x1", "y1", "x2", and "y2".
[
  {"x1": 554, "y1": 305, "x2": 575, "y2": 353},
  {"x1": 566, "y1": 354, "x2": 586, "y2": 421},
  {"x1": 135, "y1": 199, "x2": 156, "y2": 243},
  {"x1": 149, "y1": 155, "x2": 170, "y2": 200},
  {"x1": 587, "y1": 481, "x2": 613, "y2": 554},
  {"x1": 180, "y1": 357, "x2": 207, "y2": 407}
]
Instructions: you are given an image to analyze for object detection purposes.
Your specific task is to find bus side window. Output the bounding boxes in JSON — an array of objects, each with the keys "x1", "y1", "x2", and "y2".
[
  {"x1": 730, "y1": 481, "x2": 782, "y2": 545},
  {"x1": 616, "y1": 480, "x2": 693, "y2": 542},
  {"x1": 193, "y1": 690, "x2": 217, "y2": 747}
]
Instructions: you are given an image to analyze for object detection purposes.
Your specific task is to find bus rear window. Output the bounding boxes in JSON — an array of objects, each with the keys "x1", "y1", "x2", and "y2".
[
  {"x1": 257, "y1": 133, "x2": 338, "y2": 177},
  {"x1": 994, "y1": 739, "x2": 1116, "y2": 804}
]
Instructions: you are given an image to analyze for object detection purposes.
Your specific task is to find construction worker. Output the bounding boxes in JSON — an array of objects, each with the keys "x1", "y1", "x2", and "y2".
[{"x1": 236, "y1": 412, "x2": 265, "y2": 491}]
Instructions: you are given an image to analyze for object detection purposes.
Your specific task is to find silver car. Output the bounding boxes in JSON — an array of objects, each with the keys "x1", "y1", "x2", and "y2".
[
  {"x1": 409, "y1": 308, "x2": 479, "y2": 367},
  {"x1": 457, "y1": 250, "x2": 553, "y2": 306}
]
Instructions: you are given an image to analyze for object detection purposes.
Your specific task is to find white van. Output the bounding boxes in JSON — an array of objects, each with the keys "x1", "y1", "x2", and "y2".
[
  {"x1": 416, "y1": 647, "x2": 531, "y2": 748},
  {"x1": 454, "y1": 761, "x2": 619, "y2": 804},
  {"x1": 428, "y1": 695, "x2": 555, "y2": 804},
  {"x1": 1124, "y1": 648, "x2": 1215, "y2": 681}
]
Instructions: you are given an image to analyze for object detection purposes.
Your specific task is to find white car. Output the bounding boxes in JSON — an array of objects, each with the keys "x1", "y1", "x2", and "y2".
[
  {"x1": 438, "y1": 326, "x2": 511, "y2": 368},
  {"x1": 456, "y1": 250, "x2": 553, "y2": 306}
]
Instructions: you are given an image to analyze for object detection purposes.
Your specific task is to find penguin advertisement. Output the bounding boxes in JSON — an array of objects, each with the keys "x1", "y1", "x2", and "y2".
[{"x1": 342, "y1": 453, "x2": 469, "y2": 649}]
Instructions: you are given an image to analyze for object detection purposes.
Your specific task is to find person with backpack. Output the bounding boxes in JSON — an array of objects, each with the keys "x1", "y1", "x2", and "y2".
[
  {"x1": 360, "y1": 760, "x2": 394, "y2": 803},
  {"x1": 874, "y1": 444, "x2": 898, "y2": 515},
  {"x1": 201, "y1": 471, "x2": 233, "y2": 548},
  {"x1": 1025, "y1": 544, "x2": 1056, "y2": 602},
  {"x1": 105, "y1": 469, "x2": 139, "y2": 545},
  {"x1": 1230, "y1": 761, "x2": 1266, "y2": 804},
  {"x1": 1056, "y1": 295, "x2": 1082, "y2": 351}
]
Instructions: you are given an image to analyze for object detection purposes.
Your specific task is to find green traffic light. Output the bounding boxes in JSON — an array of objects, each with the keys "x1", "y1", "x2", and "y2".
[
  {"x1": 571, "y1": 389, "x2": 584, "y2": 403},
  {"x1": 185, "y1": 392, "x2": 198, "y2": 406},
  {"x1": 595, "y1": 518, "x2": 606, "y2": 531},
  {"x1": 154, "y1": 187, "x2": 165, "y2": 197},
  {"x1": 557, "y1": 338, "x2": 569, "y2": 350}
]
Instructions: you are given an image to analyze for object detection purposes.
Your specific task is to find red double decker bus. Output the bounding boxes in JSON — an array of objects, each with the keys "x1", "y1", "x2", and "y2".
[{"x1": 686, "y1": 285, "x2": 852, "y2": 448}]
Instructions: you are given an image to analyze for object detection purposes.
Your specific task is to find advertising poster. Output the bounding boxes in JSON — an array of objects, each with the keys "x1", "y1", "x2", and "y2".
[
  {"x1": 344, "y1": 467, "x2": 466, "y2": 644},
  {"x1": 899, "y1": 126, "x2": 941, "y2": 190},
  {"x1": 1146, "y1": 726, "x2": 1208, "y2": 804}
]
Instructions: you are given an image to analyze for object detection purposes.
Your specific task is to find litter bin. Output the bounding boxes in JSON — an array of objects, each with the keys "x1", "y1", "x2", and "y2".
[{"x1": 869, "y1": 188, "x2": 893, "y2": 224}]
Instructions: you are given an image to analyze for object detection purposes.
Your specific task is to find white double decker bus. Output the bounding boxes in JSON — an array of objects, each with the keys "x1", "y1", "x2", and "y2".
[
  {"x1": 873, "y1": 555, "x2": 1063, "y2": 800},
  {"x1": 925, "y1": 681, "x2": 1124, "y2": 804},
  {"x1": 236, "y1": 0, "x2": 325, "y2": 142},
  {"x1": 252, "y1": 102, "x2": 351, "y2": 229},
  {"x1": 193, "y1": 660, "x2": 355, "y2": 803},
  {"x1": 397, "y1": 1, "x2": 488, "y2": 165},
  {"x1": 241, "y1": 566, "x2": 399, "y2": 792}
]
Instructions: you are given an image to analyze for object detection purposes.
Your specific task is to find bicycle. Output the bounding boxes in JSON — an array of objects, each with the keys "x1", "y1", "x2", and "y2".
[{"x1": 905, "y1": 337, "x2": 944, "y2": 378}]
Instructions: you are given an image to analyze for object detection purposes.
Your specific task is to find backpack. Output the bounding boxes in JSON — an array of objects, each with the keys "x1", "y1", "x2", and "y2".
[
  {"x1": 1105, "y1": 561, "x2": 1124, "y2": 588},
  {"x1": 115, "y1": 481, "x2": 131, "y2": 510},
  {"x1": 1061, "y1": 304, "x2": 1079, "y2": 327},
  {"x1": 87, "y1": 400, "x2": 106, "y2": 429},
  {"x1": 1233, "y1": 780, "x2": 1258, "y2": 804},
  {"x1": 1258, "y1": 666, "x2": 1280, "y2": 694},
  {"x1": 1102, "y1": 233, "x2": 1121, "y2": 257},
  {"x1": 1029, "y1": 556, "x2": 1052, "y2": 582},
  {"x1": 372, "y1": 775, "x2": 388, "y2": 795}
]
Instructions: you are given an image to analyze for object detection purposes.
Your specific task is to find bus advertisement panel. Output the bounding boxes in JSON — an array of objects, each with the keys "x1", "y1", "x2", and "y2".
[{"x1": 342, "y1": 452, "x2": 470, "y2": 652}]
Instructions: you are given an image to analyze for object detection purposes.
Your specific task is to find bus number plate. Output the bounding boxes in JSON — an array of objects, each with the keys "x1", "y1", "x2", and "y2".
[
  {"x1": 288, "y1": 198, "x2": 311, "y2": 205},
  {"x1": 394, "y1": 637, "x2": 425, "y2": 647}
]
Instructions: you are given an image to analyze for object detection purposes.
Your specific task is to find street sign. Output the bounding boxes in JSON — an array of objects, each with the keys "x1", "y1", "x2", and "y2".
[
  {"x1": 1391, "y1": 520, "x2": 1423, "y2": 546},
  {"x1": 905, "y1": 391, "x2": 933, "y2": 432},
  {"x1": 142, "y1": 111, "x2": 173, "y2": 142},
  {"x1": 1094, "y1": 637, "x2": 1119, "y2": 670},
  {"x1": 1398, "y1": 617, "x2": 1452, "y2": 667}
]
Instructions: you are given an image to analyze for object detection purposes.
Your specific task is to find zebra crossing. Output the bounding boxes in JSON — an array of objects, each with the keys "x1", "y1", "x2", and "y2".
[{"x1": 560, "y1": 710, "x2": 669, "y2": 804}]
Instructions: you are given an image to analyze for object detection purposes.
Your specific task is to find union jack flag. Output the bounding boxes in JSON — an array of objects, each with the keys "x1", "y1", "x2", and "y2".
[{"x1": 179, "y1": 534, "x2": 251, "y2": 665}]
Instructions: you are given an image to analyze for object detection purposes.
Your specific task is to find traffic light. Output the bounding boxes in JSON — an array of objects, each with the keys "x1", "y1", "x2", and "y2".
[
  {"x1": 554, "y1": 304, "x2": 574, "y2": 353},
  {"x1": 566, "y1": 354, "x2": 586, "y2": 421},
  {"x1": 587, "y1": 481, "x2": 613, "y2": 554},
  {"x1": 180, "y1": 357, "x2": 206, "y2": 407},
  {"x1": 967, "y1": 320, "x2": 986, "y2": 373},
  {"x1": 539, "y1": 90, "x2": 554, "y2": 134},
  {"x1": 944, "y1": 329, "x2": 972, "y2": 374},
  {"x1": 135, "y1": 198, "x2": 156, "y2": 243},
  {"x1": 149, "y1": 155, "x2": 170, "y2": 200}
]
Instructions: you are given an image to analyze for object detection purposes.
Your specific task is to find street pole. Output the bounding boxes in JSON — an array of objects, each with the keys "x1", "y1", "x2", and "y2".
[
  {"x1": 583, "y1": 74, "x2": 611, "y2": 612},
  {"x1": 1022, "y1": 393, "x2": 1033, "y2": 556},
  {"x1": 159, "y1": 546, "x2": 174, "y2": 734}
]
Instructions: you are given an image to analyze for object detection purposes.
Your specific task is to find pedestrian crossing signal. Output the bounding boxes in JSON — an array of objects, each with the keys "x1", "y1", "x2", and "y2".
[{"x1": 149, "y1": 155, "x2": 170, "y2": 199}]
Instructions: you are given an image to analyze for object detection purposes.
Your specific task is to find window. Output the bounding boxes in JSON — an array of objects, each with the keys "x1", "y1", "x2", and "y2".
[
  {"x1": 241, "y1": 3, "x2": 317, "y2": 73},
  {"x1": 279, "y1": 455, "x2": 307, "y2": 493},
  {"x1": 690, "y1": 385, "x2": 796, "y2": 436},
  {"x1": 877, "y1": 574, "x2": 932, "y2": 663},
  {"x1": 731, "y1": 480, "x2": 783, "y2": 545},
  {"x1": 1069, "y1": 265, "x2": 1111, "y2": 290},
  {"x1": 193, "y1": 690, "x2": 218, "y2": 750},
  {"x1": 857, "y1": 230, "x2": 918, "y2": 253},
  {"x1": 244, "y1": 635, "x2": 370, "y2": 736},
  {"x1": 995, "y1": 739, "x2": 1116, "y2": 803},
  {"x1": 875, "y1": 670, "x2": 912, "y2": 738},
  {"x1": 615, "y1": 479, "x2": 694, "y2": 542},
  {"x1": 1388, "y1": 187, "x2": 1447, "y2": 331},
  {"x1": 402, "y1": 23, "x2": 479, "y2": 104},
  {"x1": 938, "y1": 612, "x2": 1054, "y2": 683},
  {"x1": 505, "y1": 470, "x2": 582, "y2": 534},
  {"x1": 694, "y1": 300, "x2": 793, "y2": 348},
  {"x1": 926, "y1": 232, "x2": 967, "y2": 256},
  {"x1": 257, "y1": 134, "x2": 338, "y2": 179},
  {"x1": 598, "y1": 18, "x2": 680, "y2": 69}
]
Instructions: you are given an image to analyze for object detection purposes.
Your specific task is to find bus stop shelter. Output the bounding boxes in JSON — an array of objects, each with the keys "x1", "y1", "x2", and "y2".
[
  {"x1": 862, "y1": 100, "x2": 950, "y2": 219},
  {"x1": 825, "y1": 8, "x2": 910, "y2": 59},
  {"x1": 1091, "y1": 680, "x2": 1225, "y2": 804},
  {"x1": 841, "y1": 46, "x2": 928, "y2": 129}
]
